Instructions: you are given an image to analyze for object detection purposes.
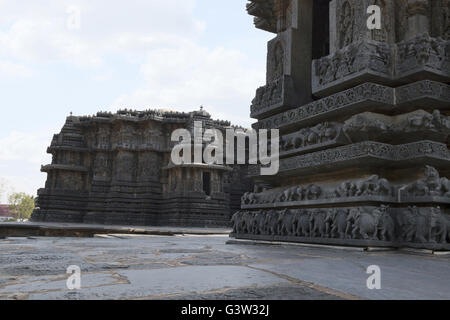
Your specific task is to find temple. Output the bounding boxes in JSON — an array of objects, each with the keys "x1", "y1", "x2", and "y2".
[
  {"x1": 232, "y1": 0, "x2": 450, "y2": 249},
  {"x1": 32, "y1": 108, "x2": 252, "y2": 227}
]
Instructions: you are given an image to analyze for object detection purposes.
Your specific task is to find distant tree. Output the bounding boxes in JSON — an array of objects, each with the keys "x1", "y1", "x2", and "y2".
[{"x1": 8, "y1": 192, "x2": 35, "y2": 221}]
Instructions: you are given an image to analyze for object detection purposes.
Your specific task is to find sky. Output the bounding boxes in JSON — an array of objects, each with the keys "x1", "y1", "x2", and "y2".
[{"x1": 0, "y1": 0, "x2": 273, "y2": 203}]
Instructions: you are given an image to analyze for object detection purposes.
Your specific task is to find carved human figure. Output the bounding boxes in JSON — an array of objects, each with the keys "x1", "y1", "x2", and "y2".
[
  {"x1": 270, "y1": 42, "x2": 284, "y2": 82},
  {"x1": 340, "y1": 1, "x2": 355, "y2": 49}
]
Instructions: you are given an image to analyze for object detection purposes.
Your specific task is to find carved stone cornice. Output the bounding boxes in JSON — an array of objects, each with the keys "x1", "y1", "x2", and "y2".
[
  {"x1": 248, "y1": 140, "x2": 450, "y2": 177},
  {"x1": 41, "y1": 164, "x2": 88, "y2": 173},
  {"x1": 254, "y1": 83, "x2": 394, "y2": 131},
  {"x1": 254, "y1": 80, "x2": 449, "y2": 131}
]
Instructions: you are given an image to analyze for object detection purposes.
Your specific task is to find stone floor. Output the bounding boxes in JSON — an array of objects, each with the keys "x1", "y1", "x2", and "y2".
[{"x1": 0, "y1": 234, "x2": 449, "y2": 300}]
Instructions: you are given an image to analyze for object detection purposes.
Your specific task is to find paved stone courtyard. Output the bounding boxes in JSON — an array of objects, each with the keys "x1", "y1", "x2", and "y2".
[{"x1": 0, "y1": 234, "x2": 449, "y2": 300}]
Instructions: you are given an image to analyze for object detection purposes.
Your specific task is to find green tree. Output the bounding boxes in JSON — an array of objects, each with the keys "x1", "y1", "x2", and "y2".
[{"x1": 8, "y1": 192, "x2": 35, "y2": 221}]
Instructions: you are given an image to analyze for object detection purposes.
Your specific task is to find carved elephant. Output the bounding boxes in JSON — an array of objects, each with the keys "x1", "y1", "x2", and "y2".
[
  {"x1": 264, "y1": 210, "x2": 279, "y2": 235},
  {"x1": 277, "y1": 209, "x2": 297, "y2": 236},
  {"x1": 320, "y1": 123, "x2": 338, "y2": 143},
  {"x1": 305, "y1": 184, "x2": 322, "y2": 200},
  {"x1": 250, "y1": 211, "x2": 264, "y2": 235},
  {"x1": 294, "y1": 135, "x2": 304, "y2": 149},
  {"x1": 310, "y1": 210, "x2": 328, "y2": 238},
  {"x1": 440, "y1": 178, "x2": 450, "y2": 197},
  {"x1": 335, "y1": 181, "x2": 358, "y2": 198},
  {"x1": 357, "y1": 175, "x2": 391, "y2": 196},
  {"x1": 241, "y1": 211, "x2": 256, "y2": 234},
  {"x1": 283, "y1": 186, "x2": 304, "y2": 202},
  {"x1": 231, "y1": 211, "x2": 242, "y2": 234},
  {"x1": 281, "y1": 136, "x2": 294, "y2": 151},
  {"x1": 305, "y1": 130, "x2": 320, "y2": 146},
  {"x1": 296, "y1": 210, "x2": 311, "y2": 237},
  {"x1": 375, "y1": 207, "x2": 395, "y2": 241},
  {"x1": 349, "y1": 208, "x2": 380, "y2": 240},
  {"x1": 326, "y1": 209, "x2": 348, "y2": 239}
]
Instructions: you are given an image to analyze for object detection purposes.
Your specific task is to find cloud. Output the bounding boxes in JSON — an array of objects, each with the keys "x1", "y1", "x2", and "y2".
[
  {"x1": 0, "y1": 0, "x2": 204, "y2": 68},
  {"x1": 0, "y1": 60, "x2": 34, "y2": 78},
  {"x1": 0, "y1": 131, "x2": 51, "y2": 165},
  {"x1": 112, "y1": 38, "x2": 263, "y2": 127},
  {"x1": 0, "y1": 0, "x2": 267, "y2": 200},
  {"x1": 0, "y1": 131, "x2": 52, "y2": 202}
]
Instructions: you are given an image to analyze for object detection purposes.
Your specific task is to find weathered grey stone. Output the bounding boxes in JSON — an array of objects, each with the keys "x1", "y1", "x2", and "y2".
[{"x1": 236, "y1": 1, "x2": 450, "y2": 250}]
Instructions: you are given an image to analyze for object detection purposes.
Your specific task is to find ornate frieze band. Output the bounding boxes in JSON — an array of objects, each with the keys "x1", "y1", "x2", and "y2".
[
  {"x1": 231, "y1": 205, "x2": 450, "y2": 250},
  {"x1": 254, "y1": 80, "x2": 449, "y2": 131},
  {"x1": 248, "y1": 140, "x2": 450, "y2": 177}
]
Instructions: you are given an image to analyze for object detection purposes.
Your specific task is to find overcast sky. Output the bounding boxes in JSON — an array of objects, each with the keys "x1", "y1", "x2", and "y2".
[{"x1": 0, "y1": 0, "x2": 272, "y2": 202}]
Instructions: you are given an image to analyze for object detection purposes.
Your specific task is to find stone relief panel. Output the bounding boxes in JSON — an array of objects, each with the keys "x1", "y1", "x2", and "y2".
[
  {"x1": 280, "y1": 122, "x2": 346, "y2": 155},
  {"x1": 332, "y1": 0, "x2": 395, "y2": 52},
  {"x1": 137, "y1": 152, "x2": 160, "y2": 181},
  {"x1": 313, "y1": 40, "x2": 392, "y2": 93},
  {"x1": 59, "y1": 151, "x2": 81, "y2": 166},
  {"x1": 343, "y1": 110, "x2": 450, "y2": 143},
  {"x1": 338, "y1": 0, "x2": 356, "y2": 49},
  {"x1": 313, "y1": 34, "x2": 448, "y2": 95},
  {"x1": 232, "y1": 205, "x2": 450, "y2": 245},
  {"x1": 251, "y1": 78, "x2": 284, "y2": 114},
  {"x1": 57, "y1": 172, "x2": 84, "y2": 191},
  {"x1": 396, "y1": 34, "x2": 449, "y2": 78},
  {"x1": 243, "y1": 166, "x2": 450, "y2": 208},
  {"x1": 96, "y1": 126, "x2": 110, "y2": 149},
  {"x1": 267, "y1": 40, "x2": 285, "y2": 83},
  {"x1": 395, "y1": 0, "x2": 409, "y2": 42},
  {"x1": 400, "y1": 166, "x2": 450, "y2": 198},
  {"x1": 112, "y1": 124, "x2": 136, "y2": 149},
  {"x1": 114, "y1": 151, "x2": 136, "y2": 181},
  {"x1": 93, "y1": 152, "x2": 111, "y2": 178}
]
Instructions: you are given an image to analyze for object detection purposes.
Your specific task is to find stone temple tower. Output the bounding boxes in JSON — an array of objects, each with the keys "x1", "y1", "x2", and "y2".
[{"x1": 232, "y1": 0, "x2": 450, "y2": 250}]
